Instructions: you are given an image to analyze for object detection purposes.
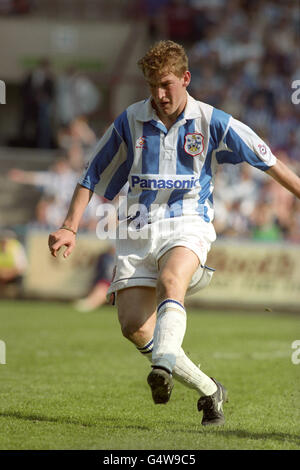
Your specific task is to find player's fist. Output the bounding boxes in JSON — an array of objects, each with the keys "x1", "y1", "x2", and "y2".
[{"x1": 48, "y1": 229, "x2": 76, "y2": 259}]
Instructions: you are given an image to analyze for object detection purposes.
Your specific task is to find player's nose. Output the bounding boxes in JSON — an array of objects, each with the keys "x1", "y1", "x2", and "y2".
[{"x1": 157, "y1": 87, "x2": 166, "y2": 100}]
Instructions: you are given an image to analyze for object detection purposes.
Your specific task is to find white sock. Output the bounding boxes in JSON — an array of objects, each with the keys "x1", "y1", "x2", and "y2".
[
  {"x1": 152, "y1": 299, "x2": 187, "y2": 373},
  {"x1": 174, "y1": 349, "x2": 217, "y2": 396},
  {"x1": 137, "y1": 339, "x2": 217, "y2": 397}
]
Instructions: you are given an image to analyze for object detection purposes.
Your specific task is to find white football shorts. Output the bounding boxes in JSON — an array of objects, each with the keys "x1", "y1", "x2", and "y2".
[{"x1": 107, "y1": 215, "x2": 217, "y2": 300}]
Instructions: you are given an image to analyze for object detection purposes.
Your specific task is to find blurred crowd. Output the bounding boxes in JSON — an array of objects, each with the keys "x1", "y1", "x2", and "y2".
[
  {"x1": 3, "y1": 0, "x2": 300, "y2": 243},
  {"x1": 6, "y1": 58, "x2": 106, "y2": 231},
  {"x1": 0, "y1": 228, "x2": 27, "y2": 298},
  {"x1": 1, "y1": 0, "x2": 299, "y2": 304},
  {"x1": 15, "y1": 59, "x2": 101, "y2": 157},
  {"x1": 8, "y1": 157, "x2": 107, "y2": 231},
  {"x1": 140, "y1": 0, "x2": 300, "y2": 242}
]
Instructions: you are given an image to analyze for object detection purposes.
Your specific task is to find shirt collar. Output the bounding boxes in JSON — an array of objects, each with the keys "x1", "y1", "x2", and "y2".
[
  {"x1": 184, "y1": 92, "x2": 202, "y2": 119},
  {"x1": 135, "y1": 97, "x2": 158, "y2": 122},
  {"x1": 135, "y1": 92, "x2": 202, "y2": 123}
]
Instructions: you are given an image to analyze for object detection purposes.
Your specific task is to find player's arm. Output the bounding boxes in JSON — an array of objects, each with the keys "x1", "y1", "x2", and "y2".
[
  {"x1": 218, "y1": 116, "x2": 300, "y2": 199},
  {"x1": 48, "y1": 115, "x2": 131, "y2": 258},
  {"x1": 266, "y1": 159, "x2": 300, "y2": 199},
  {"x1": 48, "y1": 184, "x2": 93, "y2": 258}
]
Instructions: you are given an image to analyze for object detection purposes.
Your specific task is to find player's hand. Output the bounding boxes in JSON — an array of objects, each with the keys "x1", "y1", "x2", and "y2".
[{"x1": 48, "y1": 229, "x2": 76, "y2": 259}]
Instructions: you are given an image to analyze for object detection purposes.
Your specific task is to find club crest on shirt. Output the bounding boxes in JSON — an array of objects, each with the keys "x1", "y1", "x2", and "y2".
[{"x1": 184, "y1": 133, "x2": 204, "y2": 156}]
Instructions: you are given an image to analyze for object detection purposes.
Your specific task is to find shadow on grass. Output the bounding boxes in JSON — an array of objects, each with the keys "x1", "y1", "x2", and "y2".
[
  {"x1": 2, "y1": 411, "x2": 298, "y2": 446},
  {"x1": 182, "y1": 427, "x2": 300, "y2": 446},
  {"x1": 0, "y1": 411, "x2": 150, "y2": 431},
  {"x1": 145, "y1": 417, "x2": 300, "y2": 445},
  {"x1": 0, "y1": 410, "x2": 93, "y2": 427}
]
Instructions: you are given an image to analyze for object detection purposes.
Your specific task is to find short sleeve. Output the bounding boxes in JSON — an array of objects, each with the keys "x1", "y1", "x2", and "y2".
[
  {"x1": 216, "y1": 116, "x2": 277, "y2": 170},
  {"x1": 78, "y1": 123, "x2": 129, "y2": 200}
]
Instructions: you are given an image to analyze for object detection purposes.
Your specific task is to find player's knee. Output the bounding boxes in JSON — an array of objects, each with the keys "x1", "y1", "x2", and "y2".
[
  {"x1": 120, "y1": 320, "x2": 149, "y2": 344},
  {"x1": 157, "y1": 273, "x2": 181, "y2": 300},
  {"x1": 120, "y1": 321, "x2": 134, "y2": 340}
]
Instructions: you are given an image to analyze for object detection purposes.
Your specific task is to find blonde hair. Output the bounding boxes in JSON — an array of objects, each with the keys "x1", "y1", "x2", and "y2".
[{"x1": 138, "y1": 40, "x2": 188, "y2": 79}]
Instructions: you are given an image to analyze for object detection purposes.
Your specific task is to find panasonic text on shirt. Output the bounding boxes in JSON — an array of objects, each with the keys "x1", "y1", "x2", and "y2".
[{"x1": 131, "y1": 175, "x2": 201, "y2": 190}]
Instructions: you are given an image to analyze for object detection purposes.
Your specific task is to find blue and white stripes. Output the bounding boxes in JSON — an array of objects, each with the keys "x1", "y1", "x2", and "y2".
[
  {"x1": 137, "y1": 338, "x2": 153, "y2": 355},
  {"x1": 157, "y1": 299, "x2": 185, "y2": 316},
  {"x1": 79, "y1": 93, "x2": 276, "y2": 223}
]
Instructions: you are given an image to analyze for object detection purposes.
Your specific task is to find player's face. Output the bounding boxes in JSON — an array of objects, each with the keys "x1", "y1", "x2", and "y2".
[{"x1": 147, "y1": 70, "x2": 191, "y2": 122}]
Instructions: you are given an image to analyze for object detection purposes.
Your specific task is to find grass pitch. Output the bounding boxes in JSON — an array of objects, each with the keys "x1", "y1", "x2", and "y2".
[{"x1": 0, "y1": 299, "x2": 299, "y2": 450}]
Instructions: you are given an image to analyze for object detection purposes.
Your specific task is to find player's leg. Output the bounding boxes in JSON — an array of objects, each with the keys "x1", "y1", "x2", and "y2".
[
  {"x1": 152, "y1": 246, "x2": 203, "y2": 373},
  {"x1": 117, "y1": 284, "x2": 220, "y2": 404},
  {"x1": 157, "y1": 246, "x2": 199, "y2": 304},
  {"x1": 116, "y1": 252, "x2": 196, "y2": 391},
  {"x1": 117, "y1": 286, "x2": 157, "y2": 348},
  {"x1": 117, "y1": 285, "x2": 176, "y2": 403},
  {"x1": 147, "y1": 246, "x2": 222, "y2": 406},
  {"x1": 149, "y1": 245, "x2": 227, "y2": 423}
]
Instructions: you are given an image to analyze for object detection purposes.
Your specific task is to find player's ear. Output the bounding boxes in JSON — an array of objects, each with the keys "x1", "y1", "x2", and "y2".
[{"x1": 182, "y1": 71, "x2": 191, "y2": 88}]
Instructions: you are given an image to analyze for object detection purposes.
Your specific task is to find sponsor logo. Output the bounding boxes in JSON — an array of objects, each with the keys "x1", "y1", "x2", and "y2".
[
  {"x1": 131, "y1": 175, "x2": 200, "y2": 190},
  {"x1": 136, "y1": 136, "x2": 146, "y2": 149},
  {"x1": 184, "y1": 132, "x2": 204, "y2": 156}
]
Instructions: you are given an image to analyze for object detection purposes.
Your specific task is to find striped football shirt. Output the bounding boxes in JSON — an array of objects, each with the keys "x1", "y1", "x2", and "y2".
[{"x1": 79, "y1": 92, "x2": 276, "y2": 224}]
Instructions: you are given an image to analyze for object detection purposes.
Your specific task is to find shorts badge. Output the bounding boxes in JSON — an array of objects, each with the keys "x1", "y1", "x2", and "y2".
[{"x1": 184, "y1": 133, "x2": 204, "y2": 156}]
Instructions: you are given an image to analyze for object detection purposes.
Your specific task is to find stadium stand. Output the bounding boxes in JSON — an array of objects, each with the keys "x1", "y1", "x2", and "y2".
[
  {"x1": 0, "y1": 147, "x2": 54, "y2": 227},
  {"x1": 0, "y1": 0, "x2": 299, "y2": 307}
]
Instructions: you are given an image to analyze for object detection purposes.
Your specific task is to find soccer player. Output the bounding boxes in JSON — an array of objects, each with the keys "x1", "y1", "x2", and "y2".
[{"x1": 48, "y1": 41, "x2": 300, "y2": 426}]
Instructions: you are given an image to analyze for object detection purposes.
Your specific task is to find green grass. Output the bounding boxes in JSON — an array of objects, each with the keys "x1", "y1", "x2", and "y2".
[{"x1": 0, "y1": 300, "x2": 299, "y2": 450}]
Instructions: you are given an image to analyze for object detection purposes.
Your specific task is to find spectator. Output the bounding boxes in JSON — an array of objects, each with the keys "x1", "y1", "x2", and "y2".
[
  {"x1": 250, "y1": 203, "x2": 283, "y2": 242},
  {"x1": 8, "y1": 157, "x2": 105, "y2": 231},
  {"x1": 57, "y1": 116, "x2": 97, "y2": 171},
  {"x1": 18, "y1": 58, "x2": 55, "y2": 148},
  {"x1": 139, "y1": 0, "x2": 170, "y2": 39},
  {"x1": 73, "y1": 245, "x2": 115, "y2": 312},
  {"x1": 285, "y1": 200, "x2": 300, "y2": 244},
  {"x1": 158, "y1": 0, "x2": 195, "y2": 42},
  {"x1": 8, "y1": 158, "x2": 78, "y2": 228},
  {"x1": 257, "y1": 153, "x2": 296, "y2": 235},
  {"x1": 55, "y1": 67, "x2": 101, "y2": 125},
  {"x1": 184, "y1": 0, "x2": 299, "y2": 242},
  {"x1": 0, "y1": 0, "x2": 32, "y2": 15},
  {"x1": 8, "y1": 157, "x2": 78, "y2": 205},
  {"x1": 0, "y1": 229, "x2": 27, "y2": 298},
  {"x1": 269, "y1": 101, "x2": 297, "y2": 150}
]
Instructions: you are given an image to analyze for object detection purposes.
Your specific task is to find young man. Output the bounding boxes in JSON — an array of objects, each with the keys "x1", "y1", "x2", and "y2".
[{"x1": 48, "y1": 41, "x2": 300, "y2": 426}]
